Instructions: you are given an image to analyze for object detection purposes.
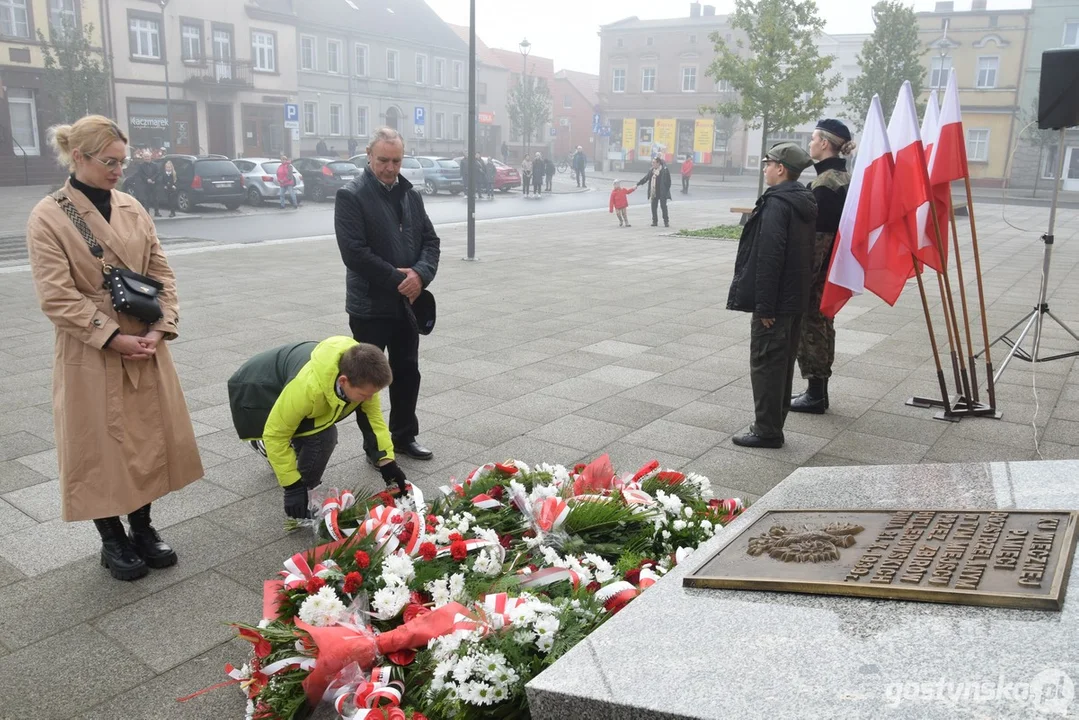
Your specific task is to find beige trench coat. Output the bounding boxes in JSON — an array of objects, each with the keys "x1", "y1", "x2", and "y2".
[{"x1": 27, "y1": 179, "x2": 203, "y2": 522}]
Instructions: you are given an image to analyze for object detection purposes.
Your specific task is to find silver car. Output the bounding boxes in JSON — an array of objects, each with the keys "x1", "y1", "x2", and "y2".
[
  {"x1": 232, "y1": 157, "x2": 305, "y2": 206},
  {"x1": 348, "y1": 154, "x2": 427, "y2": 189}
]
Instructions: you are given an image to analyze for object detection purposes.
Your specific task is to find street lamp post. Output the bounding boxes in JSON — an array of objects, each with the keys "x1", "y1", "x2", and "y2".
[
  {"x1": 159, "y1": 0, "x2": 172, "y2": 151},
  {"x1": 465, "y1": 0, "x2": 477, "y2": 261},
  {"x1": 519, "y1": 38, "x2": 530, "y2": 159}
]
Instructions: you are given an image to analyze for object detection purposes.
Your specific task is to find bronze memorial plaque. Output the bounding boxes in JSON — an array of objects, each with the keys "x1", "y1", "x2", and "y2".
[{"x1": 684, "y1": 510, "x2": 1079, "y2": 610}]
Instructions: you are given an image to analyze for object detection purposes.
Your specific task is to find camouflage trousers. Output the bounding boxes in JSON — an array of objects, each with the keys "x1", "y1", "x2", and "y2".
[{"x1": 797, "y1": 231, "x2": 837, "y2": 380}]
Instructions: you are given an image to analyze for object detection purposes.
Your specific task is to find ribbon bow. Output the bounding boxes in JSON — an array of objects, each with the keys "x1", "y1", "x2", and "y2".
[
  {"x1": 332, "y1": 665, "x2": 405, "y2": 720},
  {"x1": 280, "y1": 553, "x2": 339, "y2": 590},
  {"x1": 533, "y1": 497, "x2": 569, "y2": 533},
  {"x1": 318, "y1": 489, "x2": 357, "y2": 542},
  {"x1": 356, "y1": 506, "x2": 424, "y2": 556},
  {"x1": 479, "y1": 592, "x2": 528, "y2": 630}
]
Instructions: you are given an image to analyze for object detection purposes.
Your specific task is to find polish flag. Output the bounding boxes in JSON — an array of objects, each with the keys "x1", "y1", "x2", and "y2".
[
  {"x1": 820, "y1": 95, "x2": 895, "y2": 318},
  {"x1": 931, "y1": 68, "x2": 970, "y2": 186},
  {"x1": 882, "y1": 80, "x2": 930, "y2": 292},
  {"x1": 916, "y1": 90, "x2": 951, "y2": 271}
]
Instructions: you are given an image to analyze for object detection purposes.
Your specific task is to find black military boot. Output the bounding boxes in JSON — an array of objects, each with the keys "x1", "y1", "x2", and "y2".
[
  {"x1": 790, "y1": 378, "x2": 828, "y2": 414},
  {"x1": 128, "y1": 504, "x2": 178, "y2": 569},
  {"x1": 94, "y1": 516, "x2": 149, "y2": 581}
]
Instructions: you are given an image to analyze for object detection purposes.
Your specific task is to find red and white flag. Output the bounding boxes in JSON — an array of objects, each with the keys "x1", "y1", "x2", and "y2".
[
  {"x1": 882, "y1": 80, "x2": 930, "y2": 293},
  {"x1": 931, "y1": 68, "x2": 970, "y2": 186},
  {"x1": 820, "y1": 95, "x2": 896, "y2": 318},
  {"x1": 916, "y1": 90, "x2": 950, "y2": 271}
]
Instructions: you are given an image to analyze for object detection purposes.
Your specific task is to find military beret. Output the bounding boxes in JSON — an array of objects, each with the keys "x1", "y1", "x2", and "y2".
[{"x1": 816, "y1": 118, "x2": 852, "y2": 143}]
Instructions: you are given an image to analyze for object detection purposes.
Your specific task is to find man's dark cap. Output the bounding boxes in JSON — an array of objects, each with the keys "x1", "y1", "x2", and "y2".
[
  {"x1": 405, "y1": 290, "x2": 436, "y2": 336},
  {"x1": 765, "y1": 142, "x2": 813, "y2": 173}
]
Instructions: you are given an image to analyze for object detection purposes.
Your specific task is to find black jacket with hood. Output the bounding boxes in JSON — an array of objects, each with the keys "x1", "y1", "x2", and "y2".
[{"x1": 726, "y1": 180, "x2": 818, "y2": 316}]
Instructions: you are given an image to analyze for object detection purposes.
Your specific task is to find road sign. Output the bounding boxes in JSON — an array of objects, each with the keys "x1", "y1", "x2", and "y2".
[
  {"x1": 284, "y1": 103, "x2": 300, "y2": 130},
  {"x1": 549, "y1": 128, "x2": 557, "y2": 137},
  {"x1": 414, "y1": 107, "x2": 425, "y2": 125},
  {"x1": 415, "y1": 125, "x2": 425, "y2": 139},
  {"x1": 592, "y1": 113, "x2": 602, "y2": 133},
  {"x1": 599, "y1": 126, "x2": 611, "y2": 137}
]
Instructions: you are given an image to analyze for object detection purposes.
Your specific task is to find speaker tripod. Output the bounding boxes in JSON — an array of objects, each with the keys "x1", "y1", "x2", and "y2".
[{"x1": 982, "y1": 127, "x2": 1079, "y2": 380}]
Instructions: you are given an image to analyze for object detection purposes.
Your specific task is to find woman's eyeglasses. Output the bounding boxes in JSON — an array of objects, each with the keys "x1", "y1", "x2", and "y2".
[{"x1": 86, "y1": 154, "x2": 131, "y2": 170}]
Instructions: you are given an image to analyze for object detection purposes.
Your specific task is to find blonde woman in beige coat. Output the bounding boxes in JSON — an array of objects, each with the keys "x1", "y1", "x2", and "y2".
[{"x1": 26, "y1": 115, "x2": 203, "y2": 581}]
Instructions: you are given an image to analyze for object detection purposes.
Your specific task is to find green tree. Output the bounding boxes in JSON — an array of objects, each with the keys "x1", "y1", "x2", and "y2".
[
  {"x1": 507, "y1": 76, "x2": 552, "y2": 157},
  {"x1": 38, "y1": 19, "x2": 111, "y2": 122},
  {"x1": 703, "y1": 0, "x2": 839, "y2": 196},
  {"x1": 844, "y1": 1, "x2": 925, "y2": 130}
]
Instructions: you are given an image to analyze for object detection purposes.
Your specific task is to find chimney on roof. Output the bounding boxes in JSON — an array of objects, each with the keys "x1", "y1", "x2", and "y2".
[
  {"x1": 690, "y1": 2, "x2": 701, "y2": 18},
  {"x1": 703, "y1": 5, "x2": 716, "y2": 16},
  {"x1": 971, "y1": 0, "x2": 986, "y2": 9},
  {"x1": 935, "y1": 1, "x2": 954, "y2": 11}
]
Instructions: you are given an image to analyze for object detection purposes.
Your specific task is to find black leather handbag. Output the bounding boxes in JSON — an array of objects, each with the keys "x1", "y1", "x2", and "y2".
[{"x1": 52, "y1": 190, "x2": 164, "y2": 324}]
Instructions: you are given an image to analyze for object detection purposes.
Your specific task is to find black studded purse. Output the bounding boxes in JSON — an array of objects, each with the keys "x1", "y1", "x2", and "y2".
[{"x1": 52, "y1": 190, "x2": 164, "y2": 325}]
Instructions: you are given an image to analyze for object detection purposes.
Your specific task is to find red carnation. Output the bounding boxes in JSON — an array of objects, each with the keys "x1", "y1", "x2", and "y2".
[
  {"x1": 403, "y1": 602, "x2": 431, "y2": 623},
  {"x1": 375, "y1": 490, "x2": 396, "y2": 506},
  {"x1": 305, "y1": 576, "x2": 326, "y2": 594},
  {"x1": 499, "y1": 533, "x2": 513, "y2": 549},
  {"x1": 450, "y1": 540, "x2": 468, "y2": 561},
  {"x1": 494, "y1": 462, "x2": 519, "y2": 475},
  {"x1": 527, "y1": 563, "x2": 539, "y2": 572},
  {"x1": 342, "y1": 571, "x2": 364, "y2": 594},
  {"x1": 631, "y1": 459, "x2": 660, "y2": 483},
  {"x1": 656, "y1": 470, "x2": 685, "y2": 485},
  {"x1": 399, "y1": 528, "x2": 413, "y2": 546},
  {"x1": 624, "y1": 568, "x2": 641, "y2": 585},
  {"x1": 419, "y1": 542, "x2": 437, "y2": 561},
  {"x1": 354, "y1": 550, "x2": 371, "y2": 569},
  {"x1": 412, "y1": 713, "x2": 430, "y2": 720},
  {"x1": 572, "y1": 462, "x2": 588, "y2": 475},
  {"x1": 586, "y1": 581, "x2": 602, "y2": 593},
  {"x1": 638, "y1": 559, "x2": 657, "y2": 570},
  {"x1": 448, "y1": 532, "x2": 463, "y2": 542},
  {"x1": 426, "y1": 514, "x2": 439, "y2": 525},
  {"x1": 409, "y1": 590, "x2": 428, "y2": 604},
  {"x1": 489, "y1": 484, "x2": 505, "y2": 500}
]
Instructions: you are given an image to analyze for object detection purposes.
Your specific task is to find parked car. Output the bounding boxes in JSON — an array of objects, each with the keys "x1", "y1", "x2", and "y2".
[
  {"x1": 123, "y1": 154, "x2": 245, "y2": 212},
  {"x1": 490, "y1": 158, "x2": 521, "y2": 193},
  {"x1": 292, "y1": 157, "x2": 361, "y2": 202},
  {"x1": 414, "y1": 156, "x2": 463, "y2": 195},
  {"x1": 232, "y1": 157, "x2": 305, "y2": 206},
  {"x1": 347, "y1": 155, "x2": 426, "y2": 188}
]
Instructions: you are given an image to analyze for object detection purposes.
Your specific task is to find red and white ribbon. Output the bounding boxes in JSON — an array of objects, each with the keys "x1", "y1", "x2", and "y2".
[
  {"x1": 638, "y1": 567, "x2": 660, "y2": 590},
  {"x1": 594, "y1": 580, "x2": 639, "y2": 612},
  {"x1": 355, "y1": 506, "x2": 424, "y2": 556},
  {"x1": 332, "y1": 665, "x2": 404, "y2": 719},
  {"x1": 471, "y1": 493, "x2": 501, "y2": 510},
  {"x1": 518, "y1": 567, "x2": 580, "y2": 591},
  {"x1": 621, "y1": 488, "x2": 655, "y2": 506},
  {"x1": 480, "y1": 592, "x2": 528, "y2": 629},
  {"x1": 260, "y1": 655, "x2": 317, "y2": 676},
  {"x1": 318, "y1": 489, "x2": 357, "y2": 542},
  {"x1": 534, "y1": 497, "x2": 569, "y2": 533},
  {"x1": 280, "y1": 553, "x2": 339, "y2": 589}
]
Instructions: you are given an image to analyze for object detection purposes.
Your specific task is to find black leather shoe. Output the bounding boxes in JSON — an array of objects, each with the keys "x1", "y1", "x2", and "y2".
[
  {"x1": 732, "y1": 432, "x2": 783, "y2": 449},
  {"x1": 94, "y1": 517, "x2": 149, "y2": 581},
  {"x1": 394, "y1": 441, "x2": 434, "y2": 461},
  {"x1": 790, "y1": 378, "x2": 828, "y2": 414},
  {"x1": 129, "y1": 526, "x2": 178, "y2": 568}
]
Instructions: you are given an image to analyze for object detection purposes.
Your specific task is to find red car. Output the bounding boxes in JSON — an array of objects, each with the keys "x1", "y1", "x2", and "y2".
[{"x1": 491, "y1": 158, "x2": 520, "y2": 192}]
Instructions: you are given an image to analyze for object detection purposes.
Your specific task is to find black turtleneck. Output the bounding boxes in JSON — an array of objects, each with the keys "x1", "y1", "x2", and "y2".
[
  {"x1": 70, "y1": 174, "x2": 113, "y2": 223},
  {"x1": 808, "y1": 156, "x2": 848, "y2": 234}
]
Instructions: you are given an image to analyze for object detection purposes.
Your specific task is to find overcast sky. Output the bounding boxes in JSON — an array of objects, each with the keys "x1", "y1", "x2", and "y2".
[{"x1": 424, "y1": 0, "x2": 1031, "y2": 75}]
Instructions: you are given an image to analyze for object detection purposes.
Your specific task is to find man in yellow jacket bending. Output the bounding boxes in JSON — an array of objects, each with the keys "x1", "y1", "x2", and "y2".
[{"x1": 227, "y1": 337, "x2": 406, "y2": 518}]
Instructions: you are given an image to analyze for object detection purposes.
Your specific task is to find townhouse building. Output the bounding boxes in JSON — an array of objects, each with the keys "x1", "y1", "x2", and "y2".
[
  {"x1": 449, "y1": 23, "x2": 509, "y2": 159},
  {"x1": 553, "y1": 69, "x2": 599, "y2": 161}
]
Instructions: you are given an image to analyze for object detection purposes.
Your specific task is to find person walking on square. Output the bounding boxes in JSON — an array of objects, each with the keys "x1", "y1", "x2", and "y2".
[
  {"x1": 27, "y1": 115, "x2": 203, "y2": 581},
  {"x1": 727, "y1": 142, "x2": 817, "y2": 449},
  {"x1": 161, "y1": 160, "x2": 178, "y2": 217},
  {"x1": 532, "y1": 152, "x2": 545, "y2": 196},
  {"x1": 316, "y1": 138, "x2": 329, "y2": 155},
  {"x1": 277, "y1": 154, "x2": 299, "y2": 209},
  {"x1": 485, "y1": 156, "x2": 497, "y2": 199},
  {"x1": 501, "y1": 141, "x2": 509, "y2": 164},
  {"x1": 572, "y1": 145, "x2": 587, "y2": 187},
  {"x1": 229, "y1": 338, "x2": 406, "y2": 518},
  {"x1": 791, "y1": 119, "x2": 856, "y2": 414},
  {"x1": 680, "y1": 155, "x2": 694, "y2": 194},
  {"x1": 637, "y1": 156, "x2": 672, "y2": 227},
  {"x1": 520, "y1": 155, "x2": 533, "y2": 197},
  {"x1": 544, "y1": 155, "x2": 555, "y2": 192},
  {"x1": 335, "y1": 127, "x2": 441, "y2": 462},
  {"x1": 609, "y1": 180, "x2": 636, "y2": 227}
]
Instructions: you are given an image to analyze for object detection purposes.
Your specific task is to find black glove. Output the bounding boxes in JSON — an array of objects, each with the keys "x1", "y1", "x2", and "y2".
[
  {"x1": 283, "y1": 481, "x2": 309, "y2": 519},
  {"x1": 379, "y1": 461, "x2": 408, "y2": 496}
]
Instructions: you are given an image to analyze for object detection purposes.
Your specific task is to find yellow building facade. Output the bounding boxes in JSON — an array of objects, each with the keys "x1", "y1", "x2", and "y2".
[{"x1": 917, "y1": 4, "x2": 1031, "y2": 187}]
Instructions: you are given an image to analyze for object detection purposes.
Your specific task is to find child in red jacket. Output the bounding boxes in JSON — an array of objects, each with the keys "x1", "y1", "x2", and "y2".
[{"x1": 609, "y1": 181, "x2": 636, "y2": 227}]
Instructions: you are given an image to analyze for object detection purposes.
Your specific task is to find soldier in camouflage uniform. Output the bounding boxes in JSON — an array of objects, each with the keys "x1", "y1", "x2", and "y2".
[{"x1": 791, "y1": 119, "x2": 856, "y2": 414}]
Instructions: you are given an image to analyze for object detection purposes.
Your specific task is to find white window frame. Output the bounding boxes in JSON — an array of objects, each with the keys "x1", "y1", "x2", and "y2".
[
  {"x1": 641, "y1": 66, "x2": 656, "y2": 93},
  {"x1": 930, "y1": 56, "x2": 952, "y2": 89},
  {"x1": 7, "y1": 88, "x2": 39, "y2": 156},
  {"x1": 434, "y1": 57, "x2": 445, "y2": 86},
  {"x1": 129, "y1": 17, "x2": 161, "y2": 59},
  {"x1": 1063, "y1": 21, "x2": 1078, "y2": 47},
  {"x1": 681, "y1": 65, "x2": 698, "y2": 93},
  {"x1": 452, "y1": 113, "x2": 462, "y2": 141},
  {"x1": 354, "y1": 43, "x2": 368, "y2": 76},
  {"x1": 329, "y1": 103, "x2": 343, "y2": 136},
  {"x1": 252, "y1": 31, "x2": 276, "y2": 72},
  {"x1": 612, "y1": 67, "x2": 626, "y2": 93},
  {"x1": 415, "y1": 54, "x2": 428, "y2": 85},
  {"x1": 327, "y1": 39, "x2": 342, "y2": 74},
  {"x1": 49, "y1": 0, "x2": 76, "y2": 35},
  {"x1": 356, "y1": 106, "x2": 369, "y2": 137},
  {"x1": 716, "y1": 78, "x2": 733, "y2": 93},
  {"x1": 966, "y1": 128, "x2": 990, "y2": 162},
  {"x1": 975, "y1": 56, "x2": 998, "y2": 89},
  {"x1": 300, "y1": 34, "x2": 316, "y2": 71},
  {"x1": 181, "y1": 23, "x2": 201, "y2": 62},
  {"x1": 646, "y1": 35, "x2": 654, "y2": 46},
  {"x1": 1, "y1": 0, "x2": 29, "y2": 38},
  {"x1": 434, "y1": 112, "x2": 445, "y2": 140},
  {"x1": 452, "y1": 60, "x2": 463, "y2": 89},
  {"x1": 303, "y1": 101, "x2": 317, "y2": 135},
  {"x1": 563, "y1": 94, "x2": 573, "y2": 109},
  {"x1": 387, "y1": 49, "x2": 400, "y2": 80}
]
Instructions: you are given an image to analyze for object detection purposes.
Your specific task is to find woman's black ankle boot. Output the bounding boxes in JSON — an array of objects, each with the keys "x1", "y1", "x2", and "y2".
[
  {"x1": 127, "y1": 503, "x2": 178, "y2": 569},
  {"x1": 93, "y1": 516, "x2": 149, "y2": 581}
]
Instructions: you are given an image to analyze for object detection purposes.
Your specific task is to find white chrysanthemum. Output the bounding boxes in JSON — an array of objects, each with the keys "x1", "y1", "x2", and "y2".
[
  {"x1": 675, "y1": 546, "x2": 695, "y2": 565},
  {"x1": 685, "y1": 472, "x2": 712, "y2": 497},
  {"x1": 584, "y1": 553, "x2": 614, "y2": 584},
  {"x1": 382, "y1": 551, "x2": 416, "y2": 582},
  {"x1": 673, "y1": 519, "x2": 687, "y2": 531},
  {"x1": 513, "y1": 629, "x2": 535, "y2": 645},
  {"x1": 466, "y1": 680, "x2": 498, "y2": 706},
  {"x1": 683, "y1": 506, "x2": 695, "y2": 518},
  {"x1": 371, "y1": 583, "x2": 410, "y2": 620},
  {"x1": 256, "y1": 619, "x2": 270, "y2": 629},
  {"x1": 298, "y1": 586, "x2": 346, "y2": 626},
  {"x1": 473, "y1": 548, "x2": 502, "y2": 576},
  {"x1": 655, "y1": 489, "x2": 683, "y2": 516},
  {"x1": 534, "y1": 614, "x2": 560, "y2": 639},
  {"x1": 535, "y1": 633, "x2": 555, "y2": 652},
  {"x1": 530, "y1": 483, "x2": 558, "y2": 502},
  {"x1": 508, "y1": 603, "x2": 537, "y2": 626},
  {"x1": 536, "y1": 462, "x2": 570, "y2": 488},
  {"x1": 448, "y1": 572, "x2": 466, "y2": 599},
  {"x1": 245, "y1": 699, "x2": 256, "y2": 720},
  {"x1": 662, "y1": 529, "x2": 671, "y2": 540}
]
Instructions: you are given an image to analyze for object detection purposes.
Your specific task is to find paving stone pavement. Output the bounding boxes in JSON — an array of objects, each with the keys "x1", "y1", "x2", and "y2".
[{"x1": 0, "y1": 195, "x2": 1077, "y2": 718}]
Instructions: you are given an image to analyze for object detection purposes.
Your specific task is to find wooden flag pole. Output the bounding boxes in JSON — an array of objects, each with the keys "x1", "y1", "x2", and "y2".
[
  {"x1": 911, "y1": 257, "x2": 953, "y2": 412},
  {"x1": 962, "y1": 177, "x2": 997, "y2": 410},
  {"x1": 935, "y1": 270, "x2": 964, "y2": 396},
  {"x1": 926, "y1": 191, "x2": 974, "y2": 405},
  {"x1": 948, "y1": 205, "x2": 980, "y2": 405}
]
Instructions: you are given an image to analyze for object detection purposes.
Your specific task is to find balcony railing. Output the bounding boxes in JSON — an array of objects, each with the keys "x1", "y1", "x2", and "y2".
[{"x1": 183, "y1": 58, "x2": 255, "y2": 90}]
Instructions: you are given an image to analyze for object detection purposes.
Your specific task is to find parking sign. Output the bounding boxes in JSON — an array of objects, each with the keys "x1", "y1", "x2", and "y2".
[
  {"x1": 414, "y1": 107, "x2": 425, "y2": 125},
  {"x1": 284, "y1": 103, "x2": 300, "y2": 130}
]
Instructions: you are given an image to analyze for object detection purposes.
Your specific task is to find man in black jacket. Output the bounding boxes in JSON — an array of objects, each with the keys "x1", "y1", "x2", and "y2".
[
  {"x1": 727, "y1": 142, "x2": 817, "y2": 449},
  {"x1": 334, "y1": 127, "x2": 441, "y2": 461},
  {"x1": 637, "y1": 157, "x2": 672, "y2": 227}
]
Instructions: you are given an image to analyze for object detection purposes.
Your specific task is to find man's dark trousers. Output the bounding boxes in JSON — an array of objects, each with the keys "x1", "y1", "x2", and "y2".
[
  {"x1": 576, "y1": 167, "x2": 586, "y2": 187},
  {"x1": 749, "y1": 313, "x2": 803, "y2": 441},
  {"x1": 293, "y1": 425, "x2": 338, "y2": 488},
  {"x1": 349, "y1": 313, "x2": 421, "y2": 455},
  {"x1": 651, "y1": 196, "x2": 669, "y2": 225}
]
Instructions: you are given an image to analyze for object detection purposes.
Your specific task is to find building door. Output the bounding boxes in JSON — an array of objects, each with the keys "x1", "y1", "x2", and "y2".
[
  {"x1": 242, "y1": 105, "x2": 285, "y2": 157},
  {"x1": 385, "y1": 106, "x2": 399, "y2": 131},
  {"x1": 1064, "y1": 147, "x2": 1079, "y2": 192},
  {"x1": 213, "y1": 29, "x2": 233, "y2": 81},
  {"x1": 207, "y1": 103, "x2": 234, "y2": 157}
]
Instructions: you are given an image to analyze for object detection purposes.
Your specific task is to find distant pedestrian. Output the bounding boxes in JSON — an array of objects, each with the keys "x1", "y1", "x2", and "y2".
[
  {"x1": 471, "y1": 152, "x2": 488, "y2": 198},
  {"x1": 637, "y1": 157, "x2": 672, "y2": 227},
  {"x1": 544, "y1": 156, "x2": 555, "y2": 191},
  {"x1": 790, "y1": 119, "x2": 856, "y2": 415},
  {"x1": 520, "y1": 156, "x2": 533, "y2": 196},
  {"x1": 127, "y1": 151, "x2": 152, "y2": 208},
  {"x1": 572, "y1": 145, "x2": 587, "y2": 187},
  {"x1": 485, "y1": 157, "x2": 497, "y2": 199},
  {"x1": 501, "y1": 141, "x2": 509, "y2": 163},
  {"x1": 681, "y1": 155, "x2": 694, "y2": 194},
  {"x1": 348, "y1": 138, "x2": 358, "y2": 157},
  {"x1": 316, "y1": 138, "x2": 329, "y2": 155},
  {"x1": 277, "y1": 154, "x2": 299, "y2": 209},
  {"x1": 608, "y1": 180, "x2": 636, "y2": 227},
  {"x1": 532, "y1": 152, "x2": 544, "y2": 196},
  {"x1": 727, "y1": 142, "x2": 816, "y2": 450},
  {"x1": 161, "y1": 160, "x2": 178, "y2": 217}
]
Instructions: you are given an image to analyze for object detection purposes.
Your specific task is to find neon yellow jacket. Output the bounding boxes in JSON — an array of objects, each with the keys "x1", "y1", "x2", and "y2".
[{"x1": 261, "y1": 337, "x2": 392, "y2": 487}]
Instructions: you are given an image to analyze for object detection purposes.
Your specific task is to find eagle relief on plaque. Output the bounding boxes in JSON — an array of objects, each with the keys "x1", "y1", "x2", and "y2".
[{"x1": 685, "y1": 509, "x2": 1078, "y2": 610}]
